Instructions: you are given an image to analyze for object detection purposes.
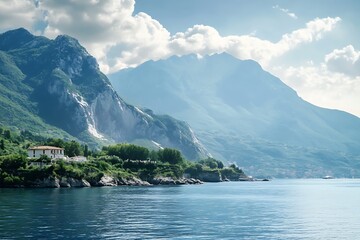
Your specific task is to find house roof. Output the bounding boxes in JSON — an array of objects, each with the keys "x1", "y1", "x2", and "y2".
[{"x1": 28, "y1": 145, "x2": 64, "y2": 150}]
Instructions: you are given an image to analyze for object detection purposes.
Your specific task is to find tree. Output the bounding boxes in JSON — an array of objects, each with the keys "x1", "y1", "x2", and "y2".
[
  {"x1": 199, "y1": 158, "x2": 224, "y2": 169},
  {"x1": 39, "y1": 154, "x2": 51, "y2": 163},
  {"x1": 84, "y1": 145, "x2": 89, "y2": 157},
  {"x1": 149, "y1": 150, "x2": 159, "y2": 161},
  {"x1": 184, "y1": 163, "x2": 203, "y2": 177},
  {"x1": 4, "y1": 130, "x2": 11, "y2": 140},
  {"x1": 97, "y1": 155, "x2": 123, "y2": 165},
  {"x1": 46, "y1": 138, "x2": 65, "y2": 148},
  {"x1": 217, "y1": 161, "x2": 224, "y2": 169},
  {"x1": 229, "y1": 163, "x2": 245, "y2": 174},
  {"x1": 65, "y1": 141, "x2": 82, "y2": 157},
  {"x1": 105, "y1": 143, "x2": 149, "y2": 160},
  {"x1": 0, "y1": 155, "x2": 27, "y2": 174},
  {"x1": 0, "y1": 139, "x2": 4, "y2": 150},
  {"x1": 158, "y1": 148, "x2": 184, "y2": 165}
]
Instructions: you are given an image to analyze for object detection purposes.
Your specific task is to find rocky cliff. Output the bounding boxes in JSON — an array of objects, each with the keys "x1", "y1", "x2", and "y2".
[
  {"x1": 109, "y1": 53, "x2": 360, "y2": 177},
  {"x1": 0, "y1": 28, "x2": 208, "y2": 160}
]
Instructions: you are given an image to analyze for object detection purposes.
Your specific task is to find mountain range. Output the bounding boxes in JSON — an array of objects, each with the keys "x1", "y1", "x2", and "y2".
[
  {"x1": 0, "y1": 28, "x2": 208, "y2": 160},
  {"x1": 109, "y1": 53, "x2": 360, "y2": 177}
]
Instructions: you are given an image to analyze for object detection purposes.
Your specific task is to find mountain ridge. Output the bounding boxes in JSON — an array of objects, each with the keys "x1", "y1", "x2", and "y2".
[
  {"x1": 0, "y1": 28, "x2": 209, "y2": 160},
  {"x1": 110, "y1": 53, "x2": 360, "y2": 177}
]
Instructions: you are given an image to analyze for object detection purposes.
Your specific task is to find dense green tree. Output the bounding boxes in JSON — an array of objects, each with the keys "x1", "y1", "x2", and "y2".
[
  {"x1": 0, "y1": 139, "x2": 5, "y2": 150},
  {"x1": 4, "y1": 130, "x2": 11, "y2": 140},
  {"x1": 0, "y1": 155, "x2": 27, "y2": 174},
  {"x1": 96, "y1": 155, "x2": 123, "y2": 166},
  {"x1": 84, "y1": 144, "x2": 89, "y2": 157},
  {"x1": 199, "y1": 158, "x2": 224, "y2": 169},
  {"x1": 21, "y1": 130, "x2": 47, "y2": 142},
  {"x1": 104, "y1": 143, "x2": 149, "y2": 160},
  {"x1": 46, "y1": 138, "x2": 65, "y2": 148},
  {"x1": 217, "y1": 161, "x2": 224, "y2": 169},
  {"x1": 149, "y1": 150, "x2": 159, "y2": 161},
  {"x1": 0, "y1": 127, "x2": 246, "y2": 187},
  {"x1": 184, "y1": 162, "x2": 206, "y2": 177},
  {"x1": 65, "y1": 140, "x2": 82, "y2": 157},
  {"x1": 158, "y1": 148, "x2": 184, "y2": 165},
  {"x1": 228, "y1": 163, "x2": 245, "y2": 174}
]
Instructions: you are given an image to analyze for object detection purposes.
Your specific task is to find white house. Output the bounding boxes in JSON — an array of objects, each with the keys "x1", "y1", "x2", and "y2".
[{"x1": 27, "y1": 146, "x2": 65, "y2": 159}]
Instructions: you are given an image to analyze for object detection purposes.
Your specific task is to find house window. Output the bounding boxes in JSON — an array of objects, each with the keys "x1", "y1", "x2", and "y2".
[
  {"x1": 43, "y1": 150, "x2": 45, "y2": 154},
  {"x1": 33, "y1": 150, "x2": 35, "y2": 155}
]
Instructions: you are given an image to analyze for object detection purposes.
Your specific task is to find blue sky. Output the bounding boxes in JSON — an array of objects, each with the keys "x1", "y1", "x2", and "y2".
[
  {"x1": 0, "y1": 0, "x2": 359, "y2": 117},
  {"x1": 135, "y1": 0, "x2": 359, "y2": 64}
]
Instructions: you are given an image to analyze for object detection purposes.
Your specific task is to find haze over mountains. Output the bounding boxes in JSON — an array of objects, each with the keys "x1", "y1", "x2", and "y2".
[
  {"x1": 0, "y1": 28, "x2": 208, "y2": 160},
  {"x1": 1, "y1": 28, "x2": 359, "y2": 177},
  {"x1": 110, "y1": 53, "x2": 360, "y2": 177}
]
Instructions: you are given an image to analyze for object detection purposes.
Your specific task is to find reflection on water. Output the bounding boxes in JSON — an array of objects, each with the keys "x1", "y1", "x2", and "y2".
[{"x1": 1, "y1": 179, "x2": 360, "y2": 239}]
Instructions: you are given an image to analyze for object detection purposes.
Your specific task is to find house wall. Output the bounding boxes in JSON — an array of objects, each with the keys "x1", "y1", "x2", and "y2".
[{"x1": 27, "y1": 149, "x2": 65, "y2": 159}]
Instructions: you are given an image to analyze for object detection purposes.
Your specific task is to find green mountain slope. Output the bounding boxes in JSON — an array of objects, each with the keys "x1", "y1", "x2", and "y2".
[{"x1": 0, "y1": 28, "x2": 208, "y2": 159}]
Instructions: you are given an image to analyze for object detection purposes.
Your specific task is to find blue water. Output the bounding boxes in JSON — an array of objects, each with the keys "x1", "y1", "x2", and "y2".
[{"x1": 1, "y1": 179, "x2": 360, "y2": 239}]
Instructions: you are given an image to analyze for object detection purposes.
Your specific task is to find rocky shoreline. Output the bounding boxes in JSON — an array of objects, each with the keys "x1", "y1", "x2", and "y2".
[
  {"x1": 2, "y1": 172, "x2": 258, "y2": 188},
  {"x1": 23, "y1": 175, "x2": 204, "y2": 188}
]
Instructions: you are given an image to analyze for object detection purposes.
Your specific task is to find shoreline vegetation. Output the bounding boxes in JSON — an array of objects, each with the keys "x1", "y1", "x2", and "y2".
[{"x1": 0, "y1": 126, "x2": 249, "y2": 188}]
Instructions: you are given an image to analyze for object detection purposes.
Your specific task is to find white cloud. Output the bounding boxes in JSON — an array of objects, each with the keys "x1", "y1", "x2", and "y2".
[
  {"x1": 1, "y1": 1, "x2": 339, "y2": 75},
  {"x1": 278, "y1": 17, "x2": 341, "y2": 50},
  {"x1": 325, "y1": 45, "x2": 360, "y2": 77},
  {"x1": 271, "y1": 55, "x2": 360, "y2": 117},
  {"x1": 273, "y1": 5, "x2": 298, "y2": 19},
  {"x1": 0, "y1": 0, "x2": 41, "y2": 31},
  {"x1": 1, "y1": 1, "x2": 356, "y2": 116},
  {"x1": 168, "y1": 25, "x2": 226, "y2": 56},
  {"x1": 276, "y1": 45, "x2": 360, "y2": 118},
  {"x1": 188, "y1": 17, "x2": 340, "y2": 67},
  {"x1": 38, "y1": 0, "x2": 171, "y2": 71},
  {"x1": 116, "y1": 17, "x2": 340, "y2": 72}
]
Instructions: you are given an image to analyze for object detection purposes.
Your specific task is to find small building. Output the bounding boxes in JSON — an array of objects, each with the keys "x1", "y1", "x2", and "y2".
[
  {"x1": 28, "y1": 146, "x2": 65, "y2": 159},
  {"x1": 70, "y1": 156, "x2": 87, "y2": 162}
]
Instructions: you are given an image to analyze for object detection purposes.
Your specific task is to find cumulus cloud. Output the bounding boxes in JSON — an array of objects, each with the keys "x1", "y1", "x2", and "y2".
[
  {"x1": 0, "y1": 1, "x2": 357, "y2": 116},
  {"x1": 325, "y1": 45, "x2": 360, "y2": 77},
  {"x1": 273, "y1": 5, "x2": 298, "y2": 19},
  {"x1": 238, "y1": 17, "x2": 340, "y2": 69},
  {"x1": 271, "y1": 63, "x2": 360, "y2": 117},
  {"x1": 0, "y1": 0, "x2": 41, "y2": 31},
  {"x1": 0, "y1": 1, "x2": 340, "y2": 74},
  {"x1": 39, "y1": 0, "x2": 170, "y2": 72},
  {"x1": 169, "y1": 25, "x2": 226, "y2": 56},
  {"x1": 280, "y1": 17, "x2": 340, "y2": 46},
  {"x1": 118, "y1": 17, "x2": 341, "y2": 72}
]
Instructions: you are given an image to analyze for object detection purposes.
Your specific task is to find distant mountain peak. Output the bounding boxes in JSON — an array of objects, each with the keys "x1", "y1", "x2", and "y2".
[
  {"x1": 7, "y1": 27, "x2": 31, "y2": 35},
  {"x1": 110, "y1": 52, "x2": 360, "y2": 177},
  {"x1": 0, "y1": 28, "x2": 208, "y2": 160},
  {"x1": 49, "y1": 34, "x2": 99, "y2": 77},
  {"x1": 54, "y1": 34, "x2": 84, "y2": 50},
  {"x1": 0, "y1": 27, "x2": 35, "y2": 51}
]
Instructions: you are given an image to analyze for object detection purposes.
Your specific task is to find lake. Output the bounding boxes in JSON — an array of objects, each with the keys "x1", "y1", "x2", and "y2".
[{"x1": 1, "y1": 179, "x2": 360, "y2": 239}]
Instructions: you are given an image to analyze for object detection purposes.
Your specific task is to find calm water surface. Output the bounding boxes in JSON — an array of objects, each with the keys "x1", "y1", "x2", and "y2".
[{"x1": 1, "y1": 179, "x2": 360, "y2": 239}]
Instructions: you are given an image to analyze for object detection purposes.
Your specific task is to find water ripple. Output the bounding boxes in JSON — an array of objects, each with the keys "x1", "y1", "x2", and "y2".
[{"x1": 1, "y1": 180, "x2": 360, "y2": 239}]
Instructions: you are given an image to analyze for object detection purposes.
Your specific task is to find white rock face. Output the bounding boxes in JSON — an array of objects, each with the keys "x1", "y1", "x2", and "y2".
[
  {"x1": 60, "y1": 177, "x2": 91, "y2": 187},
  {"x1": 25, "y1": 32, "x2": 209, "y2": 159}
]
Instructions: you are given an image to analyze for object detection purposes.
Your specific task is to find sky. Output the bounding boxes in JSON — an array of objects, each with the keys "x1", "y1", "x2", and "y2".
[{"x1": 0, "y1": 0, "x2": 359, "y2": 117}]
